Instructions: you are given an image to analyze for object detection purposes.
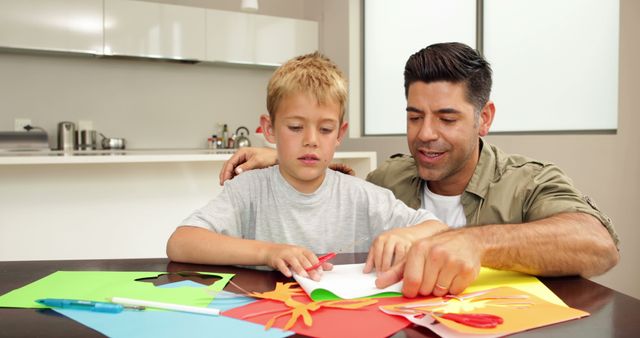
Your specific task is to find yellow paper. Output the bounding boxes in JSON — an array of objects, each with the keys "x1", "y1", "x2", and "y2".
[{"x1": 467, "y1": 268, "x2": 565, "y2": 306}]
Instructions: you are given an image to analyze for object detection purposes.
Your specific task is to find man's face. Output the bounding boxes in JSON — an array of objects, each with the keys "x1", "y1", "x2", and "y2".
[
  {"x1": 406, "y1": 81, "x2": 493, "y2": 195},
  {"x1": 262, "y1": 93, "x2": 348, "y2": 193}
]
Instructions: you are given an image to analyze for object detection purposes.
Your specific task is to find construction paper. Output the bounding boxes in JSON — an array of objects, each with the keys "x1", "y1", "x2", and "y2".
[
  {"x1": 293, "y1": 263, "x2": 402, "y2": 300},
  {"x1": 380, "y1": 287, "x2": 589, "y2": 337},
  {"x1": 54, "y1": 309, "x2": 293, "y2": 338},
  {"x1": 158, "y1": 280, "x2": 256, "y2": 311},
  {"x1": 51, "y1": 280, "x2": 286, "y2": 338},
  {"x1": 224, "y1": 293, "x2": 414, "y2": 338},
  {"x1": 0, "y1": 271, "x2": 233, "y2": 309},
  {"x1": 295, "y1": 263, "x2": 564, "y2": 306}
]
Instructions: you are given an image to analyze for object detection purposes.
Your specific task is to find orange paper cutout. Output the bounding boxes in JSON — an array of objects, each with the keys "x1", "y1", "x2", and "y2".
[{"x1": 246, "y1": 282, "x2": 378, "y2": 330}]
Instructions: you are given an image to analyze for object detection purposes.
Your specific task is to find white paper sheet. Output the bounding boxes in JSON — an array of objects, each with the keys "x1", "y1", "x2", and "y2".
[{"x1": 293, "y1": 263, "x2": 402, "y2": 300}]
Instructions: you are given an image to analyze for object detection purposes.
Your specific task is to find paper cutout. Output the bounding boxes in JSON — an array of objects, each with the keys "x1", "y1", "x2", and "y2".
[
  {"x1": 52, "y1": 280, "x2": 290, "y2": 338},
  {"x1": 0, "y1": 271, "x2": 233, "y2": 309},
  {"x1": 246, "y1": 282, "x2": 378, "y2": 330},
  {"x1": 295, "y1": 263, "x2": 565, "y2": 307},
  {"x1": 381, "y1": 287, "x2": 589, "y2": 337},
  {"x1": 293, "y1": 263, "x2": 402, "y2": 300},
  {"x1": 224, "y1": 293, "x2": 414, "y2": 338}
]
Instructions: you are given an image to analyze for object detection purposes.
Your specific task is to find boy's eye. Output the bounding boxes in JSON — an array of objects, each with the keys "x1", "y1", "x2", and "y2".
[
  {"x1": 320, "y1": 127, "x2": 334, "y2": 134},
  {"x1": 288, "y1": 125, "x2": 303, "y2": 132}
]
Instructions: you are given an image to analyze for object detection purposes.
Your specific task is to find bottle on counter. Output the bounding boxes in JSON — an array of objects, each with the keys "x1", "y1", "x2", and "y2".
[{"x1": 221, "y1": 124, "x2": 229, "y2": 148}]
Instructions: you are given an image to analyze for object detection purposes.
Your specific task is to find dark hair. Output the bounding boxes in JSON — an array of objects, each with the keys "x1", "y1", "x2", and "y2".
[{"x1": 404, "y1": 42, "x2": 492, "y2": 112}]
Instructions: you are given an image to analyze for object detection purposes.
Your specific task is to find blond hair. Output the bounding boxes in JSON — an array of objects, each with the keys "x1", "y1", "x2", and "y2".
[{"x1": 267, "y1": 52, "x2": 347, "y2": 123}]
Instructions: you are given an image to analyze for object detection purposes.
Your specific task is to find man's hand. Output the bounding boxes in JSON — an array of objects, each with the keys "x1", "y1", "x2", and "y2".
[
  {"x1": 375, "y1": 229, "x2": 481, "y2": 297},
  {"x1": 363, "y1": 228, "x2": 415, "y2": 274},
  {"x1": 263, "y1": 243, "x2": 333, "y2": 282},
  {"x1": 219, "y1": 147, "x2": 278, "y2": 185},
  {"x1": 329, "y1": 163, "x2": 355, "y2": 176}
]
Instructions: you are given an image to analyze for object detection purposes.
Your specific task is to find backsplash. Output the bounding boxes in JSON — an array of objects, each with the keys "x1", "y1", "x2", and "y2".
[{"x1": 0, "y1": 52, "x2": 272, "y2": 150}]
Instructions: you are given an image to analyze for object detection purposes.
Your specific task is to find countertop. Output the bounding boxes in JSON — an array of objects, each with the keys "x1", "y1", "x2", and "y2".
[{"x1": 0, "y1": 149, "x2": 377, "y2": 165}]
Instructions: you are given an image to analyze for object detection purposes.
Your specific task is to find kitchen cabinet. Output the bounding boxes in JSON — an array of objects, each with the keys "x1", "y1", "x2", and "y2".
[
  {"x1": 206, "y1": 9, "x2": 318, "y2": 66},
  {"x1": 0, "y1": 0, "x2": 103, "y2": 54},
  {"x1": 104, "y1": 0, "x2": 206, "y2": 60}
]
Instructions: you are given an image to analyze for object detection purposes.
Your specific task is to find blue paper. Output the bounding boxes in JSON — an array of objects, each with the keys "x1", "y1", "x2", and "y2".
[{"x1": 54, "y1": 280, "x2": 291, "y2": 338}]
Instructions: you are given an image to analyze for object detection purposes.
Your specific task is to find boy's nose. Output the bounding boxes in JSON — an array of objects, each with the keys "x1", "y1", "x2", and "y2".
[{"x1": 303, "y1": 130, "x2": 318, "y2": 147}]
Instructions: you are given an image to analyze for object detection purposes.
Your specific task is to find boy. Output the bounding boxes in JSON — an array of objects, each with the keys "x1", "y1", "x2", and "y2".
[{"x1": 166, "y1": 52, "x2": 446, "y2": 281}]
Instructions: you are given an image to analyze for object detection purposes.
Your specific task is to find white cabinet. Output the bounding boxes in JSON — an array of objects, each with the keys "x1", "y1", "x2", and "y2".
[
  {"x1": 104, "y1": 0, "x2": 206, "y2": 60},
  {"x1": 206, "y1": 9, "x2": 318, "y2": 66},
  {"x1": 0, "y1": 0, "x2": 103, "y2": 54}
]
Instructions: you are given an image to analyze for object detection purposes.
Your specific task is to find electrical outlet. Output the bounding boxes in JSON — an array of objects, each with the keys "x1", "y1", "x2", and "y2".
[{"x1": 14, "y1": 118, "x2": 31, "y2": 131}]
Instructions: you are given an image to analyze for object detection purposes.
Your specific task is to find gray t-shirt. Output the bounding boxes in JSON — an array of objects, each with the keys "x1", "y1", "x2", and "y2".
[{"x1": 182, "y1": 166, "x2": 438, "y2": 253}]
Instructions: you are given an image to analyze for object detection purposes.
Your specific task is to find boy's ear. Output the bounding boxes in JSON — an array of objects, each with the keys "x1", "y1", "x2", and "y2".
[
  {"x1": 260, "y1": 114, "x2": 276, "y2": 144},
  {"x1": 336, "y1": 121, "x2": 349, "y2": 145}
]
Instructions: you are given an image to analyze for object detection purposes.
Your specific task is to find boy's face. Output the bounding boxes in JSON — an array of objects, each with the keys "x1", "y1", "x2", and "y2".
[{"x1": 261, "y1": 93, "x2": 348, "y2": 193}]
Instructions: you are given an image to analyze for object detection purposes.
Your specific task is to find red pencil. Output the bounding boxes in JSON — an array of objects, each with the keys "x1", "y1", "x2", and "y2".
[{"x1": 305, "y1": 252, "x2": 337, "y2": 271}]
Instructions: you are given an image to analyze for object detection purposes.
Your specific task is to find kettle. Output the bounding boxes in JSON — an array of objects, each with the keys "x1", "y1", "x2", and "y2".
[{"x1": 234, "y1": 126, "x2": 251, "y2": 148}]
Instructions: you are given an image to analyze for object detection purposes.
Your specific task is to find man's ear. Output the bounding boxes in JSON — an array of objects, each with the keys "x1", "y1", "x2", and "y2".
[
  {"x1": 478, "y1": 101, "x2": 495, "y2": 137},
  {"x1": 260, "y1": 114, "x2": 276, "y2": 144},
  {"x1": 336, "y1": 121, "x2": 349, "y2": 145}
]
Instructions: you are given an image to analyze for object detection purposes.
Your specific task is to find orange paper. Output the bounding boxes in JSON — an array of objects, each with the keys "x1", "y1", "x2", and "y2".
[{"x1": 381, "y1": 286, "x2": 589, "y2": 336}]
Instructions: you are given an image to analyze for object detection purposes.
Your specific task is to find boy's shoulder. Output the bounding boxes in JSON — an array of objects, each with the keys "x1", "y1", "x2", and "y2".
[
  {"x1": 223, "y1": 166, "x2": 275, "y2": 189},
  {"x1": 330, "y1": 170, "x2": 393, "y2": 195}
]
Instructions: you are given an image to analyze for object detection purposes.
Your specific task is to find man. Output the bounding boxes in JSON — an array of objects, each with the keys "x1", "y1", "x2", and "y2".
[{"x1": 219, "y1": 42, "x2": 619, "y2": 298}]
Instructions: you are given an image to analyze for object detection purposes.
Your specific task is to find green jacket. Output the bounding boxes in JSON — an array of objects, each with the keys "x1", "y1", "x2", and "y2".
[{"x1": 366, "y1": 139, "x2": 619, "y2": 245}]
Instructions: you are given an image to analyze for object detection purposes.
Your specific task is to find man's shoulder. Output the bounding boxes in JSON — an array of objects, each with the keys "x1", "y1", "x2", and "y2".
[{"x1": 366, "y1": 154, "x2": 418, "y2": 186}]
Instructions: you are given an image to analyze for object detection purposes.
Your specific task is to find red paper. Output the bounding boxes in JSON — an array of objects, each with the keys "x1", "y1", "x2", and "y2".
[{"x1": 223, "y1": 294, "x2": 417, "y2": 338}]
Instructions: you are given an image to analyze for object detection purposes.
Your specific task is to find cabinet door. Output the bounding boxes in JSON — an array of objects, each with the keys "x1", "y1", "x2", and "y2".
[
  {"x1": 0, "y1": 0, "x2": 103, "y2": 54},
  {"x1": 104, "y1": 0, "x2": 205, "y2": 60},
  {"x1": 254, "y1": 15, "x2": 318, "y2": 65},
  {"x1": 205, "y1": 9, "x2": 318, "y2": 66},
  {"x1": 205, "y1": 9, "x2": 254, "y2": 64}
]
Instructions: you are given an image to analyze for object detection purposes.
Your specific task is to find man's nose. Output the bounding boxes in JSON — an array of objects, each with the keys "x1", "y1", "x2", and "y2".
[{"x1": 418, "y1": 119, "x2": 438, "y2": 142}]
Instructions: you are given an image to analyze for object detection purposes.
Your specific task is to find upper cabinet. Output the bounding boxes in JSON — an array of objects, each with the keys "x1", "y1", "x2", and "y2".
[
  {"x1": 0, "y1": 0, "x2": 103, "y2": 54},
  {"x1": 104, "y1": 0, "x2": 206, "y2": 60},
  {"x1": 0, "y1": 0, "x2": 318, "y2": 66},
  {"x1": 206, "y1": 9, "x2": 318, "y2": 66}
]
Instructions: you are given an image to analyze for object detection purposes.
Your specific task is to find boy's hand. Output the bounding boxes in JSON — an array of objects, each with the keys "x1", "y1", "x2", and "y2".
[
  {"x1": 363, "y1": 228, "x2": 415, "y2": 275},
  {"x1": 263, "y1": 244, "x2": 332, "y2": 281}
]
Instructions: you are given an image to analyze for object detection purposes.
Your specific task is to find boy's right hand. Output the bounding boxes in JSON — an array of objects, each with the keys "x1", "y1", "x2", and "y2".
[
  {"x1": 263, "y1": 244, "x2": 332, "y2": 282},
  {"x1": 219, "y1": 147, "x2": 278, "y2": 185}
]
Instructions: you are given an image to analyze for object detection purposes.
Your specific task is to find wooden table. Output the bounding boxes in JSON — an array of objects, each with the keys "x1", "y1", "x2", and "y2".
[{"x1": 0, "y1": 255, "x2": 638, "y2": 337}]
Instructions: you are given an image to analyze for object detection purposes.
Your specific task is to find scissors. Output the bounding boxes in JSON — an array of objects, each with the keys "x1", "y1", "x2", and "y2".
[
  {"x1": 435, "y1": 312, "x2": 504, "y2": 328},
  {"x1": 305, "y1": 252, "x2": 337, "y2": 271}
]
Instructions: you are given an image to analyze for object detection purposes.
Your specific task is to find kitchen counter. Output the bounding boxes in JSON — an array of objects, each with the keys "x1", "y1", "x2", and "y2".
[
  {"x1": 0, "y1": 150, "x2": 377, "y2": 261},
  {"x1": 0, "y1": 149, "x2": 377, "y2": 167}
]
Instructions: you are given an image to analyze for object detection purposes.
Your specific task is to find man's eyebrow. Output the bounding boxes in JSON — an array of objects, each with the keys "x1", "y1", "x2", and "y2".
[
  {"x1": 406, "y1": 106, "x2": 423, "y2": 113},
  {"x1": 435, "y1": 108, "x2": 463, "y2": 114}
]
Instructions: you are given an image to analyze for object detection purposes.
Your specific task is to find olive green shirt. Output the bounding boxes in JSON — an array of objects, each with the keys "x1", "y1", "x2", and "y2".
[{"x1": 366, "y1": 139, "x2": 619, "y2": 245}]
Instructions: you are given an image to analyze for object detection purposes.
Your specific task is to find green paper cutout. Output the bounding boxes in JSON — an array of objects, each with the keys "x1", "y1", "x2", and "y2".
[
  {"x1": 0, "y1": 271, "x2": 234, "y2": 309},
  {"x1": 310, "y1": 288, "x2": 401, "y2": 301}
]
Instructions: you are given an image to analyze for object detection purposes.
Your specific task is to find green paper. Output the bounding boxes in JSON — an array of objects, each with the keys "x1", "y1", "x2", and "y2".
[
  {"x1": 0, "y1": 271, "x2": 234, "y2": 309},
  {"x1": 310, "y1": 289, "x2": 401, "y2": 301}
]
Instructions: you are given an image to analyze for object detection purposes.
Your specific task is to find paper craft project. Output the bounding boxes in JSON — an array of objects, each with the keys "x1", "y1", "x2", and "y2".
[
  {"x1": 224, "y1": 291, "x2": 414, "y2": 338},
  {"x1": 53, "y1": 280, "x2": 291, "y2": 338},
  {"x1": 293, "y1": 263, "x2": 402, "y2": 300},
  {"x1": 381, "y1": 286, "x2": 589, "y2": 338},
  {"x1": 294, "y1": 263, "x2": 565, "y2": 306},
  {"x1": 244, "y1": 282, "x2": 378, "y2": 330},
  {"x1": 0, "y1": 271, "x2": 233, "y2": 309}
]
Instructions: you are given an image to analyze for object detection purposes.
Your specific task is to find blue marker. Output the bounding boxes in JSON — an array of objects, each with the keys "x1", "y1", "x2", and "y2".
[{"x1": 36, "y1": 298, "x2": 126, "y2": 313}]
